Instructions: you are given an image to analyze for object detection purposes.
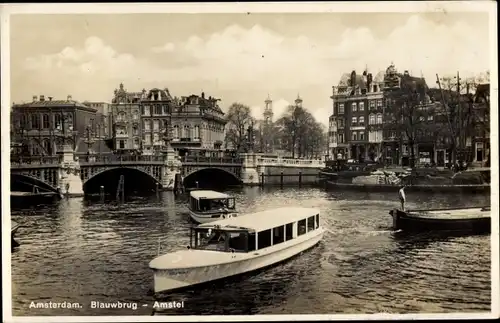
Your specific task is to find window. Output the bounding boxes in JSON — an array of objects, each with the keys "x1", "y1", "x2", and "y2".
[
  {"x1": 307, "y1": 216, "x2": 315, "y2": 232},
  {"x1": 153, "y1": 133, "x2": 159, "y2": 143},
  {"x1": 163, "y1": 105, "x2": 169, "y2": 115},
  {"x1": 119, "y1": 140, "x2": 125, "y2": 149},
  {"x1": 155, "y1": 105, "x2": 162, "y2": 115},
  {"x1": 338, "y1": 133, "x2": 344, "y2": 143},
  {"x1": 257, "y1": 229, "x2": 272, "y2": 249},
  {"x1": 54, "y1": 114, "x2": 61, "y2": 129},
  {"x1": 173, "y1": 125, "x2": 179, "y2": 139},
  {"x1": 359, "y1": 116, "x2": 365, "y2": 126},
  {"x1": 352, "y1": 102, "x2": 357, "y2": 112},
  {"x1": 315, "y1": 214, "x2": 319, "y2": 229},
  {"x1": 351, "y1": 116, "x2": 357, "y2": 125},
  {"x1": 352, "y1": 131, "x2": 358, "y2": 141},
  {"x1": 369, "y1": 114, "x2": 375, "y2": 125},
  {"x1": 285, "y1": 223, "x2": 294, "y2": 241},
  {"x1": 359, "y1": 102, "x2": 365, "y2": 111},
  {"x1": 153, "y1": 119, "x2": 159, "y2": 130},
  {"x1": 360, "y1": 132, "x2": 365, "y2": 141},
  {"x1": 369, "y1": 100, "x2": 375, "y2": 108},
  {"x1": 143, "y1": 105, "x2": 150, "y2": 116},
  {"x1": 132, "y1": 111, "x2": 139, "y2": 120},
  {"x1": 247, "y1": 233, "x2": 256, "y2": 252},
  {"x1": 297, "y1": 219, "x2": 307, "y2": 236},
  {"x1": 194, "y1": 125, "x2": 200, "y2": 139},
  {"x1": 183, "y1": 125, "x2": 190, "y2": 138},
  {"x1": 338, "y1": 118, "x2": 344, "y2": 128},
  {"x1": 377, "y1": 99, "x2": 383, "y2": 107},
  {"x1": 377, "y1": 114, "x2": 383, "y2": 124},
  {"x1": 428, "y1": 115, "x2": 434, "y2": 121},
  {"x1": 31, "y1": 114, "x2": 40, "y2": 129},
  {"x1": 134, "y1": 138, "x2": 140, "y2": 148},
  {"x1": 133, "y1": 126, "x2": 139, "y2": 136},
  {"x1": 42, "y1": 114, "x2": 50, "y2": 129},
  {"x1": 338, "y1": 104, "x2": 344, "y2": 114},
  {"x1": 273, "y1": 226, "x2": 285, "y2": 245},
  {"x1": 143, "y1": 119, "x2": 150, "y2": 131},
  {"x1": 117, "y1": 112, "x2": 126, "y2": 122},
  {"x1": 419, "y1": 116, "x2": 425, "y2": 121}
]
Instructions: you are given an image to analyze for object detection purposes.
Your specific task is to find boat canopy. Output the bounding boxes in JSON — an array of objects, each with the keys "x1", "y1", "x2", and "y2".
[
  {"x1": 190, "y1": 190, "x2": 231, "y2": 200},
  {"x1": 197, "y1": 207, "x2": 320, "y2": 233}
]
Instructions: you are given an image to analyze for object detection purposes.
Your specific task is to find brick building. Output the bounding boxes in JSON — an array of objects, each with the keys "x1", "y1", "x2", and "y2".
[
  {"x1": 328, "y1": 69, "x2": 385, "y2": 161},
  {"x1": 11, "y1": 94, "x2": 98, "y2": 157}
]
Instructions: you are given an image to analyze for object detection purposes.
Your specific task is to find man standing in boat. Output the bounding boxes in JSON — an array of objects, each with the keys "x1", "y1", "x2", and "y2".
[{"x1": 398, "y1": 185, "x2": 407, "y2": 211}]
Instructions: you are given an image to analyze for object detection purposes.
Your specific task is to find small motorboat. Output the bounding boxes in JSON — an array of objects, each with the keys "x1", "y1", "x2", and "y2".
[
  {"x1": 389, "y1": 206, "x2": 491, "y2": 234},
  {"x1": 188, "y1": 190, "x2": 238, "y2": 223}
]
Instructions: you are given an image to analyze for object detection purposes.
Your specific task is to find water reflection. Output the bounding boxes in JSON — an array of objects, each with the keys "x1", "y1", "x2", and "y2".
[{"x1": 10, "y1": 187, "x2": 491, "y2": 316}]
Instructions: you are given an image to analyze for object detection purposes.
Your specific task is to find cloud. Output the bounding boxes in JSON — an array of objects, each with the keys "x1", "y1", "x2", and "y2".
[{"x1": 19, "y1": 14, "x2": 490, "y2": 126}]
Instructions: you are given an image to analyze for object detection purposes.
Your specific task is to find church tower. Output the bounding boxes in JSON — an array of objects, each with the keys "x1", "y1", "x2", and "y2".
[
  {"x1": 295, "y1": 93, "x2": 303, "y2": 108},
  {"x1": 263, "y1": 94, "x2": 273, "y2": 124}
]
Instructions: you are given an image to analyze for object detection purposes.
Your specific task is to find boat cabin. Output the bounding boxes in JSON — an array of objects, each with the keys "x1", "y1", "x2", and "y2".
[
  {"x1": 189, "y1": 207, "x2": 320, "y2": 253},
  {"x1": 189, "y1": 190, "x2": 236, "y2": 213}
]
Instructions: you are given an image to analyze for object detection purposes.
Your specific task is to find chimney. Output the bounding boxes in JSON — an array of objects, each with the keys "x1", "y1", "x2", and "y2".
[
  {"x1": 33, "y1": 95, "x2": 38, "y2": 101},
  {"x1": 67, "y1": 95, "x2": 72, "y2": 101},
  {"x1": 48, "y1": 96, "x2": 53, "y2": 101},
  {"x1": 40, "y1": 95, "x2": 45, "y2": 101}
]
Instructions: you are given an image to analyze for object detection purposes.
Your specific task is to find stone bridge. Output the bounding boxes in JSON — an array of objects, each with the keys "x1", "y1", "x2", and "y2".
[{"x1": 10, "y1": 150, "x2": 325, "y2": 196}]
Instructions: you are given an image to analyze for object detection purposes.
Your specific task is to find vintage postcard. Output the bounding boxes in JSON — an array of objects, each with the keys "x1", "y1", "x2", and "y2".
[{"x1": 1, "y1": 2, "x2": 498, "y2": 322}]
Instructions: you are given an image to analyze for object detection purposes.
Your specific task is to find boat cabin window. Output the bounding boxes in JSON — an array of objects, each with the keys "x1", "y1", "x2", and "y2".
[
  {"x1": 227, "y1": 232, "x2": 248, "y2": 252},
  {"x1": 197, "y1": 198, "x2": 235, "y2": 212},
  {"x1": 273, "y1": 225, "x2": 285, "y2": 245},
  {"x1": 258, "y1": 229, "x2": 272, "y2": 249},
  {"x1": 307, "y1": 216, "x2": 315, "y2": 232},
  {"x1": 247, "y1": 233, "x2": 256, "y2": 252},
  {"x1": 285, "y1": 222, "x2": 293, "y2": 241},
  {"x1": 298, "y1": 219, "x2": 307, "y2": 236},
  {"x1": 191, "y1": 228, "x2": 249, "y2": 253},
  {"x1": 315, "y1": 214, "x2": 319, "y2": 228}
]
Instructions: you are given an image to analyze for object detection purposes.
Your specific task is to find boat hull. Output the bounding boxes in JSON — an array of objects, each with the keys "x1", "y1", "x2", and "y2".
[
  {"x1": 152, "y1": 228, "x2": 324, "y2": 294},
  {"x1": 389, "y1": 209, "x2": 490, "y2": 234},
  {"x1": 326, "y1": 181, "x2": 490, "y2": 194},
  {"x1": 188, "y1": 209, "x2": 236, "y2": 224}
]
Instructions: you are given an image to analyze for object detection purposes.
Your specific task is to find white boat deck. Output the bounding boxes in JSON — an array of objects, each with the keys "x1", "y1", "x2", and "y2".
[
  {"x1": 198, "y1": 207, "x2": 320, "y2": 232},
  {"x1": 190, "y1": 190, "x2": 231, "y2": 200},
  {"x1": 408, "y1": 207, "x2": 490, "y2": 219}
]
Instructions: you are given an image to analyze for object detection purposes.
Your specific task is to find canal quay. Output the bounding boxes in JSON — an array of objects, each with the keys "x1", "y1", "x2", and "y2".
[{"x1": 11, "y1": 187, "x2": 491, "y2": 316}]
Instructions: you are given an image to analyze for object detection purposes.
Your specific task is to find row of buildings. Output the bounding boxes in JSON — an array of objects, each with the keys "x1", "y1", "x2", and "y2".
[
  {"x1": 10, "y1": 84, "x2": 228, "y2": 159},
  {"x1": 327, "y1": 64, "x2": 490, "y2": 167}
]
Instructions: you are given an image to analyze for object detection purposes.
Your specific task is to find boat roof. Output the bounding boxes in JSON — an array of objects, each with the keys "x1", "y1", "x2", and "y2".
[
  {"x1": 189, "y1": 190, "x2": 232, "y2": 200},
  {"x1": 197, "y1": 207, "x2": 320, "y2": 232}
]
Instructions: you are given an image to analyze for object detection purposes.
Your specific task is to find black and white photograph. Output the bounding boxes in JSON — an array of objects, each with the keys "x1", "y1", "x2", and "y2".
[{"x1": 1, "y1": 2, "x2": 498, "y2": 322}]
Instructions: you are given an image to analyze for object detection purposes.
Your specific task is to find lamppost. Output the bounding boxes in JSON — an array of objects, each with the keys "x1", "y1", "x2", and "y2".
[{"x1": 83, "y1": 119, "x2": 96, "y2": 161}]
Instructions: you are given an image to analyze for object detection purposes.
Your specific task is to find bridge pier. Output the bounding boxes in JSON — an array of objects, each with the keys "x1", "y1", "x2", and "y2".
[
  {"x1": 58, "y1": 144, "x2": 84, "y2": 197},
  {"x1": 241, "y1": 153, "x2": 261, "y2": 186},
  {"x1": 161, "y1": 148, "x2": 182, "y2": 191}
]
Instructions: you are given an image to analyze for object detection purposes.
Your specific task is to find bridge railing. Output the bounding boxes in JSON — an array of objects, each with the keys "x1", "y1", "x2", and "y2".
[
  {"x1": 257, "y1": 157, "x2": 326, "y2": 168},
  {"x1": 77, "y1": 154, "x2": 167, "y2": 164},
  {"x1": 183, "y1": 156, "x2": 243, "y2": 165},
  {"x1": 10, "y1": 155, "x2": 62, "y2": 166}
]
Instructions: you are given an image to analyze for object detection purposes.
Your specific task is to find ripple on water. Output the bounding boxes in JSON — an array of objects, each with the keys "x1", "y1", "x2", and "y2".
[{"x1": 10, "y1": 188, "x2": 491, "y2": 316}]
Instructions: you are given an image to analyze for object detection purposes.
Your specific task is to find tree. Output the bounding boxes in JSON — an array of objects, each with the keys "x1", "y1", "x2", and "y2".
[
  {"x1": 224, "y1": 103, "x2": 255, "y2": 152},
  {"x1": 276, "y1": 105, "x2": 326, "y2": 158},
  {"x1": 384, "y1": 74, "x2": 430, "y2": 168}
]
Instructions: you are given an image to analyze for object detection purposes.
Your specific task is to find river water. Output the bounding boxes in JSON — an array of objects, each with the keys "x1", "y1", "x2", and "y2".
[{"x1": 10, "y1": 187, "x2": 491, "y2": 316}]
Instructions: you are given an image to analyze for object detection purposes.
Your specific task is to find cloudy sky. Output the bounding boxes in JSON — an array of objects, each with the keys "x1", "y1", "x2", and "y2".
[{"x1": 8, "y1": 5, "x2": 492, "y2": 126}]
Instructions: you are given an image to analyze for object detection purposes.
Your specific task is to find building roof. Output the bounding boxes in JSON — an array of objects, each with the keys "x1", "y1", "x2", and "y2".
[
  {"x1": 190, "y1": 190, "x2": 232, "y2": 200},
  {"x1": 13, "y1": 100, "x2": 95, "y2": 112},
  {"x1": 198, "y1": 207, "x2": 320, "y2": 232}
]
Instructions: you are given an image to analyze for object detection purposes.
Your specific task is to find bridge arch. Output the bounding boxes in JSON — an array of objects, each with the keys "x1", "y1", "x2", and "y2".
[
  {"x1": 11, "y1": 173, "x2": 59, "y2": 193},
  {"x1": 83, "y1": 166, "x2": 161, "y2": 195},
  {"x1": 183, "y1": 167, "x2": 242, "y2": 189}
]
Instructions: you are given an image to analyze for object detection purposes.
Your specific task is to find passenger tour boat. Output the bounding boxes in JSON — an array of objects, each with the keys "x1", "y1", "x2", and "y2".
[
  {"x1": 149, "y1": 207, "x2": 324, "y2": 294},
  {"x1": 188, "y1": 190, "x2": 238, "y2": 223}
]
